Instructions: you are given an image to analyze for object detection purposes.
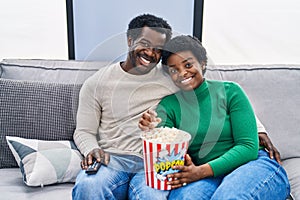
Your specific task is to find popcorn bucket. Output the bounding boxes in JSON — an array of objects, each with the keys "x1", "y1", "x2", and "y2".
[{"x1": 142, "y1": 128, "x2": 191, "y2": 190}]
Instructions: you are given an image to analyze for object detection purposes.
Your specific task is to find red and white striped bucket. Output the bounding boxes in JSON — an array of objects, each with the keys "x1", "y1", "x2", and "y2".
[{"x1": 142, "y1": 129, "x2": 191, "y2": 190}]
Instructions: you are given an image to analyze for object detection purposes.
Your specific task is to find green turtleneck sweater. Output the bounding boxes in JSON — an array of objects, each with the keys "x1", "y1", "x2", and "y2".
[{"x1": 156, "y1": 80, "x2": 259, "y2": 177}]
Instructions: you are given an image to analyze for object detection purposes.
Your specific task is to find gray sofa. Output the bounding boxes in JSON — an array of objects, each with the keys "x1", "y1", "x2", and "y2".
[{"x1": 0, "y1": 59, "x2": 299, "y2": 199}]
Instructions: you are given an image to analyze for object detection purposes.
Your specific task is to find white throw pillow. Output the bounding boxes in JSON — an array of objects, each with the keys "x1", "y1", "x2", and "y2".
[{"x1": 6, "y1": 136, "x2": 82, "y2": 187}]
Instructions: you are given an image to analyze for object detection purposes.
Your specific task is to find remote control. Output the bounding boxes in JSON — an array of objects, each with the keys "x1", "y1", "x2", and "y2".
[{"x1": 85, "y1": 160, "x2": 101, "y2": 175}]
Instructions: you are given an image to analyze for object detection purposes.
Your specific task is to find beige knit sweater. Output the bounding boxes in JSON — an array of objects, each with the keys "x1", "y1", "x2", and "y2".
[{"x1": 73, "y1": 62, "x2": 178, "y2": 157}]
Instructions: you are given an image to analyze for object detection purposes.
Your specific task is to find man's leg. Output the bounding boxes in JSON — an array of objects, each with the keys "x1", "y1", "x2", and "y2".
[
  {"x1": 72, "y1": 165, "x2": 130, "y2": 200},
  {"x1": 128, "y1": 171, "x2": 170, "y2": 200},
  {"x1": 212, "y1": 150, "x2": 291, "y2": 200}
]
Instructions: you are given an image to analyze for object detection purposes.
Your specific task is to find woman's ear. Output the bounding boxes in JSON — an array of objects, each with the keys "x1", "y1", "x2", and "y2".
[
  {"x1": 201, "y1": 61, "x2": 207, "y2": 70},
  {"x1": 201, "y1": 61, "x2": 207, "y2": 75}
]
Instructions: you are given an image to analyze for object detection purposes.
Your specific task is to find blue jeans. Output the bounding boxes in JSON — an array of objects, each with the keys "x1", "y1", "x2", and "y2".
[
  {"x1": 169, "y1": 150, "x2": 290, "y2": 200},
  {"x1": 72, "y1": 154, "x2": 169, "y2": 200}
]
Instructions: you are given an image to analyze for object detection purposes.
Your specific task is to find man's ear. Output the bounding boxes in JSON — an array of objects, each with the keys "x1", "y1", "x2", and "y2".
[{"x1": 127, "y1": 37, "x2": 133, "y2": 47}]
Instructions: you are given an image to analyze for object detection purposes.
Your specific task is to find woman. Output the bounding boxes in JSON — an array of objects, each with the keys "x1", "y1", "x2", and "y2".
[{"x1": 139, "y1": 35, "x2": 290, "y2": 199}]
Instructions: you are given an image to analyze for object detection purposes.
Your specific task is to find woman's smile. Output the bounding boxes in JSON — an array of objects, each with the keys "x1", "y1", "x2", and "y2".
[{"x1": 180, "y1": 76, "x2": 194, "y2": 85}]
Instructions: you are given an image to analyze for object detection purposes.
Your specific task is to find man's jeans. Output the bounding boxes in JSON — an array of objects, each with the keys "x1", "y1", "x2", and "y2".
[
  {"x1": 72, "y1": 154, "x2": 169, "y2": 200},
  {"x1": 169, "y1": 150, "x2": 290, "y2": 200}
]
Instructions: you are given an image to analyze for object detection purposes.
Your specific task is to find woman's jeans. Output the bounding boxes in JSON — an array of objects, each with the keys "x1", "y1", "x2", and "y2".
[
  {"x1": 169, "y1": 150, "x2": 290, "y2": 200},
  {"x1": 72, "y1": 154, "x2": 169, "y2": 200}
]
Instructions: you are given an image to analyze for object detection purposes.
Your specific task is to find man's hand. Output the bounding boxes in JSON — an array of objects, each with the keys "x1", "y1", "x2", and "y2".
[
  {"x1": 80, "y1": 148, "x2": 110, "y2": 170},
  {"x1": 138, "y1": 109, "x2": 161, "y2": 131},
  {"x1": 258, "y1": 132, "x2": 281, "y2": 164}
]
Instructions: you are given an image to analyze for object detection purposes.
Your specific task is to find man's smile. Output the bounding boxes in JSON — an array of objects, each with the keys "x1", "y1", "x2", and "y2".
[{"x1": 138, "y1": 54, "x2": 155, "y2": 67}]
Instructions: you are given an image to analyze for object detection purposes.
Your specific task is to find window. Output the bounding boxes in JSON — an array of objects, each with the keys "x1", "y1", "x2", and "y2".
[{"x1": 0, "y1": 0, "x2": 68, "y2": 60}]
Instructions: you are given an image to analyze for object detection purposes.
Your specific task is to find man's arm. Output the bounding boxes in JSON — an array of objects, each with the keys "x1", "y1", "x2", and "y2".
[
  {"x1": 73, "y1": 78, "x2": 102, "y2": 157},
  {"x1": 139, "y1": 111, "x2": 282, "y2": 164},
  {"x1": 256, "y1": 116, "x2": 281, "y2": 164}
]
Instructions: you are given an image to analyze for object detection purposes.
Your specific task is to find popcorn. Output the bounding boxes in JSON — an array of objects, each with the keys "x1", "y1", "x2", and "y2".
[{"x1": 141, "y1": 127, "x2": 188, "y2": 143}]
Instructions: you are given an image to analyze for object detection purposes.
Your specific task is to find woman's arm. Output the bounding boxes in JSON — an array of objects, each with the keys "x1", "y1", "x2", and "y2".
[{"x1": 208, "y1": 82, "x2": 259, "y2": 177}]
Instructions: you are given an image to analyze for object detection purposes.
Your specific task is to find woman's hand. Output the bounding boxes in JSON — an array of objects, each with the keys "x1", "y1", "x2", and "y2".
[
  {"x1": 166, "y1": 154, "x2": 214, "y2": 189},
  {"x1": 258, "y1": 132, "x2": 281, "y2": 164},
  {"x1": 80, "y1": 148, "x2": 110, "y2": 170},
  {"x1": 138, "y1": 109, "x2": 162, "y2": 131}
]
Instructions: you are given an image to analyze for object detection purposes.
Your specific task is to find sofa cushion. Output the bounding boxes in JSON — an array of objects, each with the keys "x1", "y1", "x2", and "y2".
[
  {"x1": 0, "y1": 78, "x2": 82, "y2": 168},
  {"x1": 0, "y1": 168, "x2": 74, "y2": 199},
  {"x1": 6, "y1": 136, "x2": 82, "y2": 186},
  {"x1": 206, "y1": 65, "x2": 300, "y2": 160},
  {"x1": 282, "y1": 158, "x2": 300, "y2": 200},
  {"x1": 0, "y1": 59, "x2": 109, "y2": 83}
]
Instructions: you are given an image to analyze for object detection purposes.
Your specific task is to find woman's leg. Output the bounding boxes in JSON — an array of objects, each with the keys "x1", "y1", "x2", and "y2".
[
  {"x1": 212, "y1": 150, "x2": 290, "y2": 200},
  {"x1": 168, "y1": 176, "x2": 223, "y2": 200},
  {"x1": 72, "y1": 165, "x2": 130, "y2": 200}
]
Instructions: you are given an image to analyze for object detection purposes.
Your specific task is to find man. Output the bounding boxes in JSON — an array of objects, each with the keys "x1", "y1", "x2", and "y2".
[{"x1": 72, "y1": 14, "x2": 280, "y2": 200}]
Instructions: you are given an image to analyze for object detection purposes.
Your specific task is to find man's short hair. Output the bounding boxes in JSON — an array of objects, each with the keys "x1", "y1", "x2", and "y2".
[{"x1": 127, "y1": 14, "x2": 172, "y2": 42}]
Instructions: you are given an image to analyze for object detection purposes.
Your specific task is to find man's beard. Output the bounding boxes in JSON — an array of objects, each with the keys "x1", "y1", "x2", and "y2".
[{"x1": 127, "y1": 51, "x2": 157, "y2": 74}]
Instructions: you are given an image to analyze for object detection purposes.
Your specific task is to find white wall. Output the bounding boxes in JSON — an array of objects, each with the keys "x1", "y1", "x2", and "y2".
[
  {"x1": 73, "y1": 0, "x2": 194, "y2": 61},
  {"x1": 202, "y1": 0, "x2": 300, "y2": 65},
  {"x1": 0, "y1": 0, "x2": 68, "y2": 61}
]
